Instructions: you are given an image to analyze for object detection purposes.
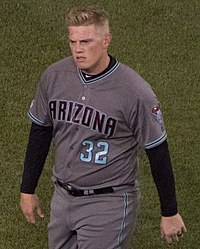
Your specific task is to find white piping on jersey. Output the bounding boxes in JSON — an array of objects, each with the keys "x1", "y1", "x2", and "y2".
[
  {"x1": 28, "y1": 111, "x2": 44, "y2": 126},
  {"x1": 77, "y1": 60, "x2": 120, "y2": 84},
  {"x1": 28, "y1": 111, "x2": 50, "y2": 126},
  {"x1": 117, "y1": 192, "x2": 129, "y2": 247},
  {"x1": 144, "y1": 132, "x2": 167, "y2": 149}
]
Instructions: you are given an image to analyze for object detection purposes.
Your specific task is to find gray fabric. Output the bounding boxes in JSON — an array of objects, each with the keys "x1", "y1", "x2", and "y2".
[
  {"x1": 28, "y1": 56, "x2": 166, "y2": 189},
  {"x1": 48, "y1": 184, "x2": 140, "y2": 249}
]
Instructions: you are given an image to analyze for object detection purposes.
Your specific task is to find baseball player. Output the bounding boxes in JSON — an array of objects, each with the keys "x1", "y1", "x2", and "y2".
[{"x1": 20, "y1": 5, "x2": 186, "y2": 249}]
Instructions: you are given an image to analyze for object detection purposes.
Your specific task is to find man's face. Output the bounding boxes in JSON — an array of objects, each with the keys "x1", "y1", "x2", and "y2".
[{"x1": 68, "y1": 24, "x2": 110, "y2": 75}]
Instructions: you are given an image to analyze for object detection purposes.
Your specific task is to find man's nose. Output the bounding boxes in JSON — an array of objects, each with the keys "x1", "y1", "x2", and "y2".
[{"x1": 75, "y1": 43, "x2": 83, "y2": 53}]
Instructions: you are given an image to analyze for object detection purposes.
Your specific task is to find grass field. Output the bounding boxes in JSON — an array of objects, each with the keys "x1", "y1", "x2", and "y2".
[{"x1": 1, "y1": 0, "x2": 200, "y2": 248}]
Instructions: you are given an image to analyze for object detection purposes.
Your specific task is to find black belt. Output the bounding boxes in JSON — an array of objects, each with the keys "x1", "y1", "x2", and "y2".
[{"x1": 57, "y1": 180, "x2": 114, "y2": 196}]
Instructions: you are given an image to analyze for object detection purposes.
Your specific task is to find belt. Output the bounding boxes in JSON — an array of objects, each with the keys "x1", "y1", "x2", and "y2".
[{"x1": 57, "y1": 180, "x2": 114, "y2": 197}]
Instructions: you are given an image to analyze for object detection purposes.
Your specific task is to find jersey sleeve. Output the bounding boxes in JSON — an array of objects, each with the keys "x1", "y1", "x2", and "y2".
[
  {"x1": 28, "y1": 71, "x2": 52, "y2": 127},
  {"x1": 130, "y1": 85, "x2": 167, "y2": 149}
]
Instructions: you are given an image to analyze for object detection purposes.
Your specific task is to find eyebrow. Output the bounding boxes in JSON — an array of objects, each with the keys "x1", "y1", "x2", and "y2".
[{"x1": 69, "y1": 38, "x2": 93, "y2": 42}]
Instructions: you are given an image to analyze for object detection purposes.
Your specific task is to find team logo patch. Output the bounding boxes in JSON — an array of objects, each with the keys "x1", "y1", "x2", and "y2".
[
  {"x1": 151, "y1": 103, "x2": 165, "y2": 131},
  {"x1": 152, "y1": 103, "x2": 161, "y2": 115}
]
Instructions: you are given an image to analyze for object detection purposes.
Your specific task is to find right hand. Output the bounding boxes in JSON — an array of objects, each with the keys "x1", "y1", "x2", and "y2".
[{"x1": 20, "y1": 193, "x2": 44, "y2": 224}]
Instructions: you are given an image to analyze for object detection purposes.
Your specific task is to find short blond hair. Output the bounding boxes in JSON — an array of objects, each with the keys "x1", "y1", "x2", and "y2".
[{"x1": 66, "y1": 6, "x2": 110, "y2": 32}]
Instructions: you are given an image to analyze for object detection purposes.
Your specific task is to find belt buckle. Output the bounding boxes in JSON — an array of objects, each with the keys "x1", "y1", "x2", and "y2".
[
  {"x1": 66, "y1": 184, "x2": 73, "y2": 191},
  {"x1": 66, "y1": 185, "x2": 82, "y2": 196}
]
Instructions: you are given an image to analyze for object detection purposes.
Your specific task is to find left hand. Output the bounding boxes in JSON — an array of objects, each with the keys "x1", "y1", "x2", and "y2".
[{"x1": 160, "y1": 213, "x2": 187, "y2": 244}]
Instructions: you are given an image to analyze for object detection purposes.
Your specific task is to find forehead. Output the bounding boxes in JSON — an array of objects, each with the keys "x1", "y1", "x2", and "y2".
[{"x1": 68, "y1": 24, "x2": 102, "y2": 40}]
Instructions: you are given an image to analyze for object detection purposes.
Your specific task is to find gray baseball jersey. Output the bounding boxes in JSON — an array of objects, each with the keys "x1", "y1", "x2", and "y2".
[{"x1": 28, "y1": 56, "x2": 166, "y2": 189}]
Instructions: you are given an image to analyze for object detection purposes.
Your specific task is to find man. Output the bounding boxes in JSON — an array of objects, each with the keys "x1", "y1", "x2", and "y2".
[{"x1": 20, "y1": 5, "x2": 186, "y2": 249}]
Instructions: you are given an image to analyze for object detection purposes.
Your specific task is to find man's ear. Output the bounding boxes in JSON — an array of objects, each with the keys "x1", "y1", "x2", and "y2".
[{"x1": 103, "y1": 33, "x2": 112, "y2": 48}]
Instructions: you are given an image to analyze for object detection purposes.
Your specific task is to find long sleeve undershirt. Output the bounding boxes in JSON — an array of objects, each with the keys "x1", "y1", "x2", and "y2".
[
  {"x1": 145, "y1": 141, "x2": 178, "y2": 216},
  {"x1": 20, "y1": 122, "x2": 177, "y2": 216},
  {"x1": 20, "y1": 123, "x2": 53, "y2": 194}
]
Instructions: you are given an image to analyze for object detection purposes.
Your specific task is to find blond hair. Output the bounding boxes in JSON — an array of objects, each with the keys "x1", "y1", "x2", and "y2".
[{"x1": 66, "y1": 6, "x2": 110, "y2": 33}]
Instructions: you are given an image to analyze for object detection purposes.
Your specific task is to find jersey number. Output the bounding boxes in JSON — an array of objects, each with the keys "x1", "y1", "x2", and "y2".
[{"x1": 80, "y1": 140, "x2": 109, "y2": 165}]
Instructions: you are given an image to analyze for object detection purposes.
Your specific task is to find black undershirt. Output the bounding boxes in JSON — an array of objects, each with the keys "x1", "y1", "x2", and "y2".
[
  {"x1": 21, "y1": 124, "x2": 53, "y2": 194},
  {"x1": 146, "y1": 141, "x2": 177, "y2": 216}
]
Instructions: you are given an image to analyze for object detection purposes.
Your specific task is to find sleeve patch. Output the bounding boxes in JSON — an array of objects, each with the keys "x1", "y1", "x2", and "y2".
[{"x1": 151, "y1": 103, "x2": 165, "y2": 132}]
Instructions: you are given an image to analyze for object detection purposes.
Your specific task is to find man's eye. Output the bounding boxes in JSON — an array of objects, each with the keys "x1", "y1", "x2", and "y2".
[{"x1": 81, "y1": 41, "x2": 89, "y2": 44}]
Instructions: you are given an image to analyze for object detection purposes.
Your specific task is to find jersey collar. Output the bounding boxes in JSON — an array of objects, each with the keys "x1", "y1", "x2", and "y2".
[{"x1": 77, "y1": 56, "x2": 120, "y2": 84}]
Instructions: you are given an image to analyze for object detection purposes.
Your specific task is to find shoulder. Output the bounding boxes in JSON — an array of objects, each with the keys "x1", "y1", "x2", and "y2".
[
  {"x1": 115, "y1": 63, "x2": 154, "y2": 98},
  {"x1": 38, "y1": 56, "x2": 77, "y2": 90},
  {"x1": 43, "y1": 56, "x2": 76, "y2": 76}
]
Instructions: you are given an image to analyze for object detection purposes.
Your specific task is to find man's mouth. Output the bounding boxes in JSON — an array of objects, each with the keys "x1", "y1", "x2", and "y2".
[{"x1": 76, "y1": 56, "x2": 86, "y2": 62}]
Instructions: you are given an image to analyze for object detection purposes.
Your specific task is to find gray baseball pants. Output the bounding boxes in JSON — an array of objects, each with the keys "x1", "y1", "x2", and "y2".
[{"x1": 48, "y1": 183, "x2": 140, "y2": 249}]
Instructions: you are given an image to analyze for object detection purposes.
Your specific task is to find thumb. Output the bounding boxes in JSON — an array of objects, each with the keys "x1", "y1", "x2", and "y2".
[
  {"x1": 160, "y1": 227, "x2": 165, "y2": 239},
  {"x1": 37, "y1": 207, "x2": 44, "y2": 218}
]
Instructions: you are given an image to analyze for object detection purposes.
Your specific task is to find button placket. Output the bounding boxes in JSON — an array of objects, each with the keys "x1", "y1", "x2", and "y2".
[{"x1": 81, "y1": 84, "x2": 89, "y2": 102}]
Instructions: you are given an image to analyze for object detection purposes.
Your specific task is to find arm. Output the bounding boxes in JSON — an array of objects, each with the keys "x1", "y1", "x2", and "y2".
[
  {"x1": 20, "y1": 122, "x2": 53, "y2": 223},
  {"x1": 145, "y1": 141, "x2": 187, "y2": 243}
]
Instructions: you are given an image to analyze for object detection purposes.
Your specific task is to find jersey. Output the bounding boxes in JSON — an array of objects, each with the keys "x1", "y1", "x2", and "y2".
[{"x1": 28, "y1": 56, "x2": 166, "y2": 189}]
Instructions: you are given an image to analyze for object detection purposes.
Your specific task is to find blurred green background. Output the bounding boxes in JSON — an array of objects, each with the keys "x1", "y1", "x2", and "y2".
[{"x1": 0, "y1": 0, "x2": 199, "y2": 248}]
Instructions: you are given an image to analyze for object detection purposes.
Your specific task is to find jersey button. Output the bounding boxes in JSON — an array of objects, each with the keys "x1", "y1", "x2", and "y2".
[{"x1": 81, "y1": 96, "x2": 86, "y2": 101}]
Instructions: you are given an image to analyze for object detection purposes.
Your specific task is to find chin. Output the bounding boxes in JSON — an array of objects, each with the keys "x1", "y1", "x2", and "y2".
[
  {"x1": 75, "y1": 62, "x2": 87, "y2": 69},
  {"x1": 77, "y1": 64, "x2": 91, "y2": 73}
]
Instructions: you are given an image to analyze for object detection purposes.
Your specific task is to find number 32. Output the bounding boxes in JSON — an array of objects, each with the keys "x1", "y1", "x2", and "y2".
[{"x1": 80, "y1": 140, "x2": 109, "y2": 165}]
